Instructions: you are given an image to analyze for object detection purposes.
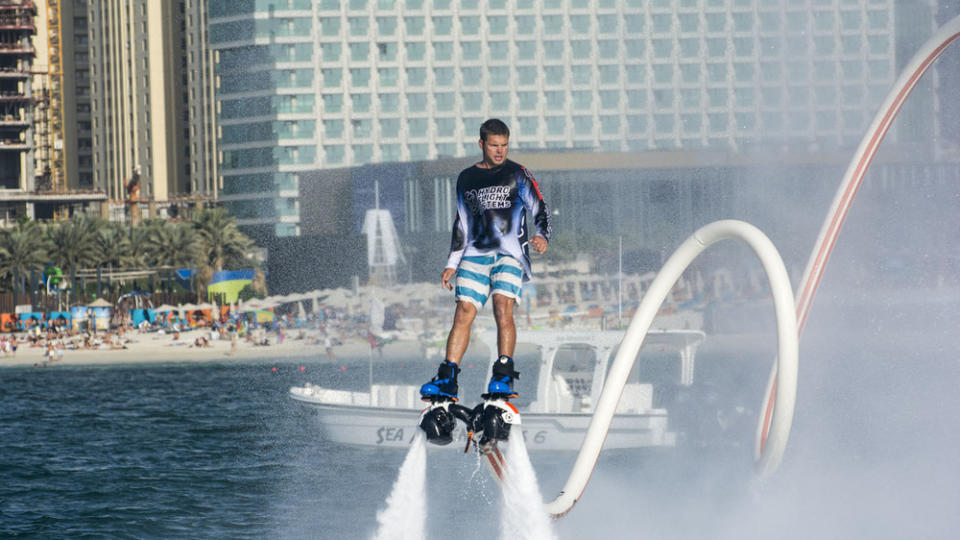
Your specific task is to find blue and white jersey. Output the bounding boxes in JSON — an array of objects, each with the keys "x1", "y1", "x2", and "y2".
[{"x1": 445, "y1": 159, "x2": 552, "y2": 281}]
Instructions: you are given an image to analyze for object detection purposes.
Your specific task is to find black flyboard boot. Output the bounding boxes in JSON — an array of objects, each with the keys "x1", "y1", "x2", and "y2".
[{"x1": 476, "y1": 355, "x2": 521, "y2": 444}]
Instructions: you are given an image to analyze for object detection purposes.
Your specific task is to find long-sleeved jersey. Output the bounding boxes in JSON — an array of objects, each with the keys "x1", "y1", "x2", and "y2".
[{"x1": 445, "y1": 159, "x2": 552, "y2": 280}]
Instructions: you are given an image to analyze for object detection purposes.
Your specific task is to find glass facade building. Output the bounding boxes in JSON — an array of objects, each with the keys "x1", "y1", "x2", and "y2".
[{"x1": 209, "y1": 0, "x2": 899, "y2": 239}]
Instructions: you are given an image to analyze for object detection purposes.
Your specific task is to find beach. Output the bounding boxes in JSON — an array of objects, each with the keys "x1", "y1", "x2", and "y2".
[{"x1": 0, "y1": 329, "x2": 426, "y2": 368}]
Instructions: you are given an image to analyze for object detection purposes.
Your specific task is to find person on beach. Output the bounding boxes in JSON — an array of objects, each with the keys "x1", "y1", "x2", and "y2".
[{"x1": 420, "y1": 118, "x2": 552, "y2": 401}]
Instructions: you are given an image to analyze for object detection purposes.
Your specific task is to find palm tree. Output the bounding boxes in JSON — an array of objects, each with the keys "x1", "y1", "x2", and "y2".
[
  {"x1": 192, "y1": 208, "x2": 255, "y2": 299},
  {"x1": 96, "y1": 222, "x2": 136, "y2": 297},
  {"x1": 192, "y1": 208, "x2": 253, "y2": 272},
  {"x1": 144, "y1": 220, "x2": 201, "y2": 269},
  {"x1": 0, "y1": 220, "x2": 50, "y2": 304},
  {"x1": 46, "y1": 214, "x2": 105, "y2": 302}
]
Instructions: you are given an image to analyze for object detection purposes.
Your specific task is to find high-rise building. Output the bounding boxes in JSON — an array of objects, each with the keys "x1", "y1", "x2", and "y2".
[
  {"x1": 209, "y1": 0, "x2": 904, "y2": 240},
  {"x1": 16, "y1": 0, "x2": 219, "y2": 223},
  {"x1": 0, "y1": 0, "x2": 36, "y2": 191}
]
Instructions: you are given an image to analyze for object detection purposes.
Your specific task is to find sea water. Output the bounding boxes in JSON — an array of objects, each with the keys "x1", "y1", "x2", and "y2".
[{"x1": 2, "y1": 307, "x2": 958, "y2": 540}]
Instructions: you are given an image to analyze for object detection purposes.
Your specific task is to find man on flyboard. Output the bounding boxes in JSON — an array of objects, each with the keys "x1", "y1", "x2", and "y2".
[{"x1": 420, "y1": 118, "x2": 552, "y2": 405}]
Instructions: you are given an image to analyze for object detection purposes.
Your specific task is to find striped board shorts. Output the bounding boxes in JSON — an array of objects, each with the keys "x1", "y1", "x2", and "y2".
[{"x1": 455, "y1": 253, "x2": 524, "y2": 308}]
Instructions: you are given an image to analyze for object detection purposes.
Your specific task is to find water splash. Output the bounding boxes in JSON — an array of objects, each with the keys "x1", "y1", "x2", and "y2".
[
  {"x1": 499, "y1": 435, "x2": 558, "y2": 540},
  {"x1": 370, "y1": 433, "x2": 427, "y2": 540}
]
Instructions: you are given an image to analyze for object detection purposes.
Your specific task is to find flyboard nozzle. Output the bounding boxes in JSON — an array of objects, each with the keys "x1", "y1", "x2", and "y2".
[
  {"x1": 476, "y1": 397, "x2": 521, "y2": 444},
  {"x1": 418, "y1": 400, "x2": 476, "y2": 446}
]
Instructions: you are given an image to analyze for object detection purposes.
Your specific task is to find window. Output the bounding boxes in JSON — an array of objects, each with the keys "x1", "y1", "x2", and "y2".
[
  {"x1": 381, "y1": 118, "x2": 400, "y2": 138},
  {"x1": 571, "y1": 40, "x2": 591, "y2": 60},
  {"x1": 350, "y1": 43, "x2": 369, "y2": 62},
  {"x1": 405, "y1": 16, "x2": 424, "y2": 35},
  {"x1": 573, "y1": 90, "x2": 592, "y2": 110},
  {"x1": 377, "y1": 17, "x2": 397, "y2": 35},
  {"x1": 485, "y1": 41, "x2": 507, "y2": 60},
  {"x1": 433, "y1": 16, "x2": 452, "y2": 35},
  {"x1": 517, "y1": 41, "x2": 536, "y2": 60},
  {"x1": 322, "y1": 42, "x2": 341, "y2": 61},
  {"x1": 546, "y1": 116, "x2": 566, "y2": 134},
  {"x1": 518, "y1": 91, "x2": 537, "y2": 109},
  {"x1": 463, "y1": 92, "x2": 483, "y2": 111},
  {"x1": 491, "y1": 92, "x2": 509, "y2": 110},
  {"x1": 599, "y1": 90, "x2": 619, "y2": 109},
  {"x1": 434, "y1": 42, "x2": 452, "y2": 61},
  {"x1": 572, "y1": 65, "x2": 592, "y2": 85},
  {"x1": 545, "y1": 41, "x2": 564, "y2": 60},
  {"x1": 352, "y1": 118, "x2": 372, "y2": 138},
  {"x1": 324, "y1": 119, "x2": 343, "y2": 138},
  {"x1": 408, "y1": 93, "x2": 427, "y2": 112},
  {"x1": 408, "y1": 118, "x2": 428, "y2": 136},
  {"x1": 322, "y1": 68, "x2": 342, "y2": 87},
  {"x1": 351, "y1": 93, "x2": 371, "y2": 112},
  {"x1": 406, "y1": 67, "x2": 426, "y2": 86},
  {"x1": 516, "y1": 66, "x2": 536, "y2": 85},
  {"x1": 348, "y1": 17, "x2": 368, "y2": 36},
  {"x1": 436, "y1": 117, "x2": 455, "y2": 136},
  {"x1": 460, "y1": 16, "x2": 480, "y2": 35},
  {"x1": 350, "y1": 68, "x2": 370, "y2": 86},
  {"x1": 461, "y1": 41, "x2": 481, "y2": 61},
  {"x1": 436, "y1": 93, "x2": 455, "y2": 111},
  {"x1": 434, "y1": 67, "x2": 454, "y2": 86},
  {"x1": 380, "y1": 93, "x2": 399, "y2": 112},
  {"x1": 378, "y1": 42, "x2": 397, "y2": 61},
  {"x1": 627, "y1": 89, "x2": 646, "y2": 108},
  {"x1": 322, "y1": 93, "x2": 343, "y2": 113},
  {"x1": 546, "y1": 90, "x2": 564, "y2": 109},
  {"x1": 406, "y1": 42, "x2": 425, "y2": 61}
]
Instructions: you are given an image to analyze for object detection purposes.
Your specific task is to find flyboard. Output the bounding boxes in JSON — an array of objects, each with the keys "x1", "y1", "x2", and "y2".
[{"x1": 417, "y1": 393, "x2": 521, "y2": 485}]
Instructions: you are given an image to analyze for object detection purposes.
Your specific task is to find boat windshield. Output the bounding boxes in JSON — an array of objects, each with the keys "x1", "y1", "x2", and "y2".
[{"x1": 552, "y1": 343, "x2": 597, "y2": 399}]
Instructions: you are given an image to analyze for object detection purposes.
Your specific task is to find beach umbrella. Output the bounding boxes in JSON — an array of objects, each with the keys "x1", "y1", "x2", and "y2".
[
  {"x1": 87, "y1": 297, "x2": 112, "y2": 308},
  {"x1": 155, "y1": 304, "x2": 178, "y2": 312}
]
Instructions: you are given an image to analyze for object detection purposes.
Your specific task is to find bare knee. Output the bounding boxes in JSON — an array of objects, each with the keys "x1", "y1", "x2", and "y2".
[
  {"x1": 492, "y1": 295, "x2": 515, "y2": 323},
  {"x1": 453, "y1": 301, "x2": 478, "y2": 326}
]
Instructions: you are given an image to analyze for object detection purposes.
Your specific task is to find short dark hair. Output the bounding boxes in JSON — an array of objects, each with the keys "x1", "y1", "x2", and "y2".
[{"x1": 480, "y1": 118, "x2": 510, "y2": 141}]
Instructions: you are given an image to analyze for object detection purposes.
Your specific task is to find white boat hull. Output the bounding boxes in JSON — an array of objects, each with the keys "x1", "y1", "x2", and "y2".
[{"x1": 290, "y1": 392, "x2": 674, "y2": 450}]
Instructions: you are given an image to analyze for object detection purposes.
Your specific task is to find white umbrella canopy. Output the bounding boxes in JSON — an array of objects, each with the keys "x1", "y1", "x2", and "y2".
[
  {"x1": 87, "y1": 298, "x2": 112, "y2": 308},
  {"x1": 179, "y1": 303, "x2": 198, "y2": 312},
  {"x1": 154, "y1": 304, "x2": 179, "y2": 312}
]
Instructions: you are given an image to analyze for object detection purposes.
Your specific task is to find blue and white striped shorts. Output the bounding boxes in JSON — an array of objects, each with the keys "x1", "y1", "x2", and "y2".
[{"x1": 455, "y1": 254, "x2": 524, "y2": 308}]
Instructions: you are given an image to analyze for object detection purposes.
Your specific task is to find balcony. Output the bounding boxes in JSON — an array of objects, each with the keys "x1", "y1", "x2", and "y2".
[{"x1": 0, "y1": 138, "x2": 29, "y2": 149}]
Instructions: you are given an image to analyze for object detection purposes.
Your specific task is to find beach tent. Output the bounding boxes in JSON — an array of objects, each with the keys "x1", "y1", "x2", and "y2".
[
  {"x1": 90, "y1": 307, "x2": 110, "y2": 330},
  {"x1": 1, "y1": 313, "x2": 15, "y2": 332},
  {"x1": 70, "y1": 306, "x2": 88, "y2": 331},
  {"x1": 46, "y1": 311, "x2": 71, "y2": 330},
  {"x1": 87, "y1": 298, "x2": 112, "y2": 308},
  {"x1": 207, "y1": 270, "x2": 255, "y2": 303},
  {"x1": 17, "y1": 312, "x2": 43, "y2": 331}
]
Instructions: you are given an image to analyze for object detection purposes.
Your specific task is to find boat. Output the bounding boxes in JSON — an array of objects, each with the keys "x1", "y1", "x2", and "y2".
[{"x1": 289, "y1": 329, "x2": 705, "y2": 451}]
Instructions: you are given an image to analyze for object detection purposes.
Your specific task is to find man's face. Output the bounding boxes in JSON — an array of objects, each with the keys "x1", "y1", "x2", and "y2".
[{"x1": 479, "y1": 134, "x2": 509, "y2": 166}]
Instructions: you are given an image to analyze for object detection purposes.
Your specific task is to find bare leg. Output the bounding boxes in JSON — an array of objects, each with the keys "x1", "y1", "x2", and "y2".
[
  {"x1": 445, "y1": 301, "x2": 478, "y2": 365},
  {"x1": 492, "y1": 294, "x2": 516, "y2": 358}
]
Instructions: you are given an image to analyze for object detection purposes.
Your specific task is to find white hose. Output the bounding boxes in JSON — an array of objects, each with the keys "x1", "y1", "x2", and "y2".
[{"x1": 546, "y1": 220, "x2": 798, "y2": 517}]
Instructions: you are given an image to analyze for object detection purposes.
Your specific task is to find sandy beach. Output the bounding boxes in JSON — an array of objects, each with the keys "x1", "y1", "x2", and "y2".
[{"x1": 0, "y1": 330, "x2": 426, "y2": 369}]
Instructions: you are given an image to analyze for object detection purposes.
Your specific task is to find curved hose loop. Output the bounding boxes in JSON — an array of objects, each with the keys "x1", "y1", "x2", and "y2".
[
  {"x1": 756, "y1": 13, "x2": 960, "y2": 456},
  {"x1": 547, "y1": 220, "x2": 799, "y2": 518}
]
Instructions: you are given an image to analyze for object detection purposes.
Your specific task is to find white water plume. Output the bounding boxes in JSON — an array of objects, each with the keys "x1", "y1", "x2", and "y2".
[
  {"x1": 500, "y1": 435, "x2": 558, "y2": 540},
  {"x1": 370, "y1": 433, "x2": 427, "y2": 540}
]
